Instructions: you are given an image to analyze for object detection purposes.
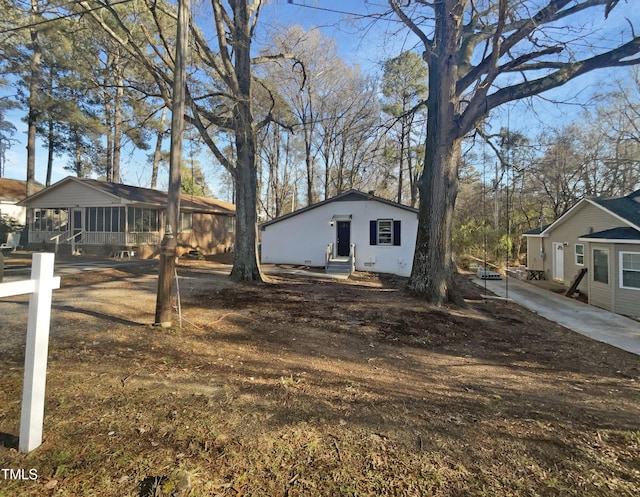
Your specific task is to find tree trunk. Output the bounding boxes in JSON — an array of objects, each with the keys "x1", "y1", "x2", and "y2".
[
  {"x1": 105, "y1": 96, "x2": 113, "y2": 181},
  {"x1": 397, "y1": 119, "x2": 405, "y2": 204},
  {"x1": 112, "y1": 66, "x2": 124, "y2": 183},
  {"x1": 151, "y1": 107, "x2": 166, "y2": 189},
  {"x1": 406, "y1": 0, "x2": 464, "y2": 306},
  {"x1": 46, "y1": 117, "x2": 54, "y2": 187},
  {"x1": 228, "y1": 0, "x2": 263, "y2": 283},
  {"x1": 26, "y1": 0, "x2": 41, "y2": 199},
  {"x1": 230, "y1": 161, "x2": 262, "y2": 282},
  {"x1": 304, "y1": 127, "x2": 314, "y2": 205}
]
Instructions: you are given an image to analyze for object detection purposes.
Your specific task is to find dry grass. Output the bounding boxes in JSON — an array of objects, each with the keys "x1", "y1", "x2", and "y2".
[{"x1": 1, "y1": 261, "x2": 639, "y2": 496}]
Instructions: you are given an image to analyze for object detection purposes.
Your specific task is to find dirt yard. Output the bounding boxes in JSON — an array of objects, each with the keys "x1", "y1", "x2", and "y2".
[{"x1": 1, "y1": 258, "x2": 639, "y2": 496}]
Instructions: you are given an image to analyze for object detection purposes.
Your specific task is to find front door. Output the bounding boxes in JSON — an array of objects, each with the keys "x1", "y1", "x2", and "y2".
[
  {"x1": 336, "y1": 221, "x2": 351, "y2": 257},
  {"x1": 552, "y1": 242, "x2": 564, "y2": 281},
  {"x1": 72, "y1": 208, "x2": 83, "y2": 242}
]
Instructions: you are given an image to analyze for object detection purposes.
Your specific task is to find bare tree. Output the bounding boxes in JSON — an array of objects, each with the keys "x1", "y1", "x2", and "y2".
[
  {"x1": 389, "y1": 0, "x2": 640, "y2": 305},
  {"x1": 79, "y1": 0, "x2": 299, "y2": 282}
]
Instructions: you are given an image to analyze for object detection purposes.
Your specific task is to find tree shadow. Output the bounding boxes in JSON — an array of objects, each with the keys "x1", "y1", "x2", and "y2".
[{"x1": 0, "y1": 432, "x2": 19, "y2": 450}]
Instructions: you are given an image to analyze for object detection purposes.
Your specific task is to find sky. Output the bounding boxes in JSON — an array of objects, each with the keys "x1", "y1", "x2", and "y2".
[{"x1": 1, "y1": 0, "x2": 638, "y2": 195}]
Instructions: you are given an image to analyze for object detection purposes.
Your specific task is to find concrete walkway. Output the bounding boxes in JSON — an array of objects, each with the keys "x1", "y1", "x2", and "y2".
[{"x1": 474, "y1": 276, "x2": 640, "y2": 356}]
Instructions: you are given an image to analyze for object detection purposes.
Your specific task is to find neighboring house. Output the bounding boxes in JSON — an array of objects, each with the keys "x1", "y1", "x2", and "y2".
[
  {"x1": 18, "y1": 176, "x2": 235, "y2": 258},
  {"x1": 260, "y1": 190, "x2": 418, "y2": 277},
  {"x1": 523, "y1": 189, "x2": 640, "y2": 318},
  {"x1": 0, "y1": 178, "x2": 44, "y2": 225}
]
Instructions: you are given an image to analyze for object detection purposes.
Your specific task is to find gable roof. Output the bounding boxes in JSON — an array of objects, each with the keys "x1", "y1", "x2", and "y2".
[
  {"x1": 523, "y1": 224, "x2": 551, "y2": 236},
  {"x1": 0, "y1": 178, "x2": 44, "y2": 202},
  {"x1": 579, "y1": 226, "x2": 640, "y2": 242},
  {"x1": 590, "y1": 195, "x2": 640, "y2": 228},
  {"x1": 260, "y1": 189, "x2": 418, "y2": 228},
  {"x1": 524, "y1": 189, "x2": 640, "y2": 237},
  {"x1": 19, "y1": 176, "x2": 235, "y2": 214}
]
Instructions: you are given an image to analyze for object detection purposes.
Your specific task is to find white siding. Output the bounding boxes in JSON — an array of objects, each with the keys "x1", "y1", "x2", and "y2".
[
  {"x1": 261, "y1": 200, "x2": 418, "y2": 277},
  {"x1": 614, "y1": 244, "x2": 640, "y2": 318},
  {"x1": 26, "y1": 181, "x2": 122, "y2": 208}
]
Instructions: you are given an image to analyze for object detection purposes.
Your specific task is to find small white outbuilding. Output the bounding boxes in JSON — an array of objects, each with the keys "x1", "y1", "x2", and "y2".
[{"x1": 260, "y1": 190, "x2": 418, "y2": 277}]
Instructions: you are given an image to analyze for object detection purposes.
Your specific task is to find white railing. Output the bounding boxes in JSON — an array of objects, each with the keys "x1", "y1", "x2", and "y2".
[
  {"x1": 31, "y1": 230, "x2": 67, "y2": 245},
  {"x1": 126, "y1": 232, "x2": 161, "y2": 246},
  {"x1": 0, "y1": 253, "x2": 60, "y2": 452},
  {"x1": 325, "y1": 243, "x2": 334, "y2": 270},
  {"x1": 350, "y1": 244, "x2": 356, "y2": 274},
  {"x1": 50, "y1": 231, "x2": 70, "y2": 254},
  {"x1": 36, "y1": 230, "x2": 160, "y2": 248},
  {"x1": 66, "y1": 231, "x2": 84, "y2": 254}
]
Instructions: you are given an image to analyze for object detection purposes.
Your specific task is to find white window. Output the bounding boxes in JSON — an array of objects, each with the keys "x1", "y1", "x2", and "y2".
[
  {"x1": 575, "y1": 244, "x2": 584, "y2": 266},
  {"x1": 377, "y1": 219, "x2": 393, "y2": 245},
  {"x1": 620, "y1": 252, "x2": 640, "y2": 290}
]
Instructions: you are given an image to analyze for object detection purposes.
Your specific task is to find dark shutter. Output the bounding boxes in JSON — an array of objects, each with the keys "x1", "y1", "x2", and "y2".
[
  {"x1": 393, "y1": 220, "x2": 401, "y2": 246},
  {"x1": 369, "y1": 220, "x2": 377, "y2": 245}
]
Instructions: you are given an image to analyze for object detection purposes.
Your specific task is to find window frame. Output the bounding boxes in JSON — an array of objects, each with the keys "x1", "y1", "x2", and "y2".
[
  {"x1": 31, "y1": 208, "x2": 69, "y2": 232},
  {"x1": 127, "y1": 207, "x2": 159, "y2": 233},
  {"x1": 620, "y1": 251, "x2": 640, "y2": 291},
  {"x1": 592, "y1": 248, "x2": 609, "y2": 285},
  {"x1": 575, "y1": 243, "x2": 584, "y2": 266},
  {"x1": 377, "y1": 219, "x2": 393, "y2": 246},
  {"x1": 179, "y1": 212, "x2": 193, "y2": 233}
]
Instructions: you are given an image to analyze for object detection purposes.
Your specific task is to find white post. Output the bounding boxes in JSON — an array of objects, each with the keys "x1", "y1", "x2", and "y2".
[{"x1": 19, "y1": 253, "x2": 59, "y2": 453}]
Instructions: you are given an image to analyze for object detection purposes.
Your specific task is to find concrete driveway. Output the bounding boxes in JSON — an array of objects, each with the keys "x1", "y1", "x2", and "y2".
[
  {"x1": 0, "y1": 253, "x2": 158, "y2": 282},
  {"x1": 474, "y1": 276, "x2": 640, "y2": 356}
]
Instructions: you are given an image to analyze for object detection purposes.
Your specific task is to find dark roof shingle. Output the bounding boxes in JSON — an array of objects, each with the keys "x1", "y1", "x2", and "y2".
[
  {"x1": 580, "y1": 227, "x2": 640, "y2": 241},
  {"x1": 591, "y1": 191, "x2": 640, "y2": 228}
]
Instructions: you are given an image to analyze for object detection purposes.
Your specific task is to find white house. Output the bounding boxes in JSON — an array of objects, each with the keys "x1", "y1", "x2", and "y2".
[
  {"x1": 260, "y1": 190, "x2": 418, "y2": 277},
  {"x1": 0, "y1": 178, "x2": 44, "y2": 225}
]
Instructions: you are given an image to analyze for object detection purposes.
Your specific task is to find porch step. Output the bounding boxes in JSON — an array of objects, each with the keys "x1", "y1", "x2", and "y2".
[{"x1": 326, "y1": 258, "x2": 352, "y2": 276}]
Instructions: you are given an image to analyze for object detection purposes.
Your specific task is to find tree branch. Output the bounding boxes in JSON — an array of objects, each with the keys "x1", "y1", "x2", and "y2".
[{"x1": 459, "y1": 35, "x2": 640, "y2": 134}]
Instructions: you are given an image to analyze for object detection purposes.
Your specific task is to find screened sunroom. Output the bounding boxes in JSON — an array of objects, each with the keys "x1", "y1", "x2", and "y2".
[{"x1": 19, "y1": 176, "x2": 235, "y2": 257}]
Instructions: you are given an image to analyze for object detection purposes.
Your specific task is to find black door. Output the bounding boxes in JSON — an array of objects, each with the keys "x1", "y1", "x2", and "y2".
[{"x1": 336, "y1": 221, "x2": 351, "y2": 257}]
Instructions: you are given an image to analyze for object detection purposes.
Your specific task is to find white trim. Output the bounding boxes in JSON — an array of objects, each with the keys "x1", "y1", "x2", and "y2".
[
  {"x1": 575, "y1": 243, "x2": 584, "y2": 266},
  {"x1": 579, "y1": 237, "x2": 640, "y2": 244},
  {"x1": 539, "y1": 198, "x2": 640, "y2": 237},
  {"x1": 592, "y1": 247, "x2": 610, "y2": 286},
  {"x1": 620, "y1": 251, "x2": 640, "y2": 291},
  {"x1": 377, "y1": 219, "x2": 393, "y2": 246}
]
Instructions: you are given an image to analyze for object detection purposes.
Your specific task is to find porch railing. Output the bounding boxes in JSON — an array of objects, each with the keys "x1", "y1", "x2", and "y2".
[
  {"x1": 66, "y1": 231, "x2": 84, "y2": 254},
  {"x1": 325, "y1": 243, "x2": 334, "y2": 271},
  {"x1": 350, "y1": 243, "x2": 356, "y2": 273},
  {"x1": 36, "y1": 230, "x2": 161, "y2": 247}
]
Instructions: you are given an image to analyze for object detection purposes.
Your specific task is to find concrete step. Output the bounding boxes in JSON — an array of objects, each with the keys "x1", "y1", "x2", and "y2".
[{"x1": 326, "y1": 259, "x2": 352, "y2": 275}]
